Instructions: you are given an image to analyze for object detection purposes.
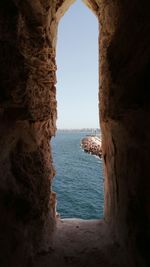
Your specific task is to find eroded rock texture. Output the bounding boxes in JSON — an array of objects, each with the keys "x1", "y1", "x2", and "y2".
[
  {"x1": 99, "y1": 1, "x2": 150, "y2": 266},
  {"x1": 0, "y1": 0, "x2": 149, "y2": 267},
  {"x1": 0, "y1": 0, "x2": 58, "y2": 266}
]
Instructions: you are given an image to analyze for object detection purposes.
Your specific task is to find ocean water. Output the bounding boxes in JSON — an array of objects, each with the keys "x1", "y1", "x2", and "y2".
[{"x1": 51, "y1": 131, "x2": 104, "y2": 219}]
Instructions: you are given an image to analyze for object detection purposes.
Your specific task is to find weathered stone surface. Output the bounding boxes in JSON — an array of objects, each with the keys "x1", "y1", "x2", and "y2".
[
  {"x1": 0, "y1": 0, "x2": 149, "y2": 267},
  {"x1": 99, "y1": 1, "x2": 150, "y2": 266},
  {"x1": 34, "y1": 219, "x2": 131, "y2": 267},
  {"x1": 0, "y1": 0, "x2": 58, "y2": 265}
]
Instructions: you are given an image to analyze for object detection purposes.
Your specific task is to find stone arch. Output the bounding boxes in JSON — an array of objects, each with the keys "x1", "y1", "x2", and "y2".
[
  {"x1": 56, "y1": 0, "x2": 99, "y2": 20},
  {"x1": 0, "y1": 1, "x2": 150, "y2": 266}
]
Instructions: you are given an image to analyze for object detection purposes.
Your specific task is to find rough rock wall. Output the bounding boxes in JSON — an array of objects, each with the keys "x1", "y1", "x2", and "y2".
[
  {"x1": 99, "y1": 1, "x2": 150, "y2": 266},
  {"x1": 0, "y1": 0, "x2": 150, "y2": 267},
  {"x1": 0, "y1": 0, "x2": 59, "y2": 265}
]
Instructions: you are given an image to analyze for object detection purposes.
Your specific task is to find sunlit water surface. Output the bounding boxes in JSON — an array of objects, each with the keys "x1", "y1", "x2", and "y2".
[{"x1": 52, "y1": 131, "x2": 104, "y2": 219}]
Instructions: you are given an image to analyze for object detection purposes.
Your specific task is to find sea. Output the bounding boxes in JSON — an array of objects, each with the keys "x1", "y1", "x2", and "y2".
[{"x1": 51, "y1": 130, "x2": 104, "y2": 220}]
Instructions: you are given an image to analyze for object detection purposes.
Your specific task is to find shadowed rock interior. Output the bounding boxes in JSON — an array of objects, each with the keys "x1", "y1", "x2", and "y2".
[{"x1": 0, "y1": 1, "x2": 149, "y2": 266}]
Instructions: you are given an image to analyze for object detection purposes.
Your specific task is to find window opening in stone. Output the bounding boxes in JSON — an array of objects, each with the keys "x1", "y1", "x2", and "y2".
[{"x1": 52, "y1": 0, "x2": 104, "y2": 219}]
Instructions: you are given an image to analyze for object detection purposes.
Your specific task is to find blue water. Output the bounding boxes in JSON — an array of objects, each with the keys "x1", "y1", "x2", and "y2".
[{"x1": 51, "y1": 131, "x2": 104, "y2": 219}]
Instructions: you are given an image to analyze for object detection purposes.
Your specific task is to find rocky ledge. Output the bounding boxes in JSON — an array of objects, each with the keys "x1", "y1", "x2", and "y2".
[{"x1": 81, "y1": 135, "x2": 102, "y2": 158}]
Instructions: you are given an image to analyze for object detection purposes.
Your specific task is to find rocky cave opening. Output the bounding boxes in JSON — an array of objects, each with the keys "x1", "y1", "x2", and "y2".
[{"x1": 0, "y1": 1, "x2": 149, "y2": 267}]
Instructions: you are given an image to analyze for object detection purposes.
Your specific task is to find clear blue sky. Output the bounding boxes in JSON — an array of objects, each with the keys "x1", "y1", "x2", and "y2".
[{"x1": 56, "y1": 0, "x2": 99, "y2": 129}]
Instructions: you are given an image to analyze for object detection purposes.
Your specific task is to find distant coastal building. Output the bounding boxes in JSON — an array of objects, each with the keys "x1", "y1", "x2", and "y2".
[{"x1": 57, "y1": 128, "x2": 100, "y2": 133}]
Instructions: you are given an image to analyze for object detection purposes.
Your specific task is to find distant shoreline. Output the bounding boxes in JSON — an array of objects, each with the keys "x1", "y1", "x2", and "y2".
[{"x1": 57, "y1": 128, "x2": 101, "y2": 132}]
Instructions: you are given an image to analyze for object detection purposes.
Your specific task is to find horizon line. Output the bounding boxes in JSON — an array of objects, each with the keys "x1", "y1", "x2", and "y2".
[{"x1": 57, "y1": 128, "x2": 100, "y2": 130}]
